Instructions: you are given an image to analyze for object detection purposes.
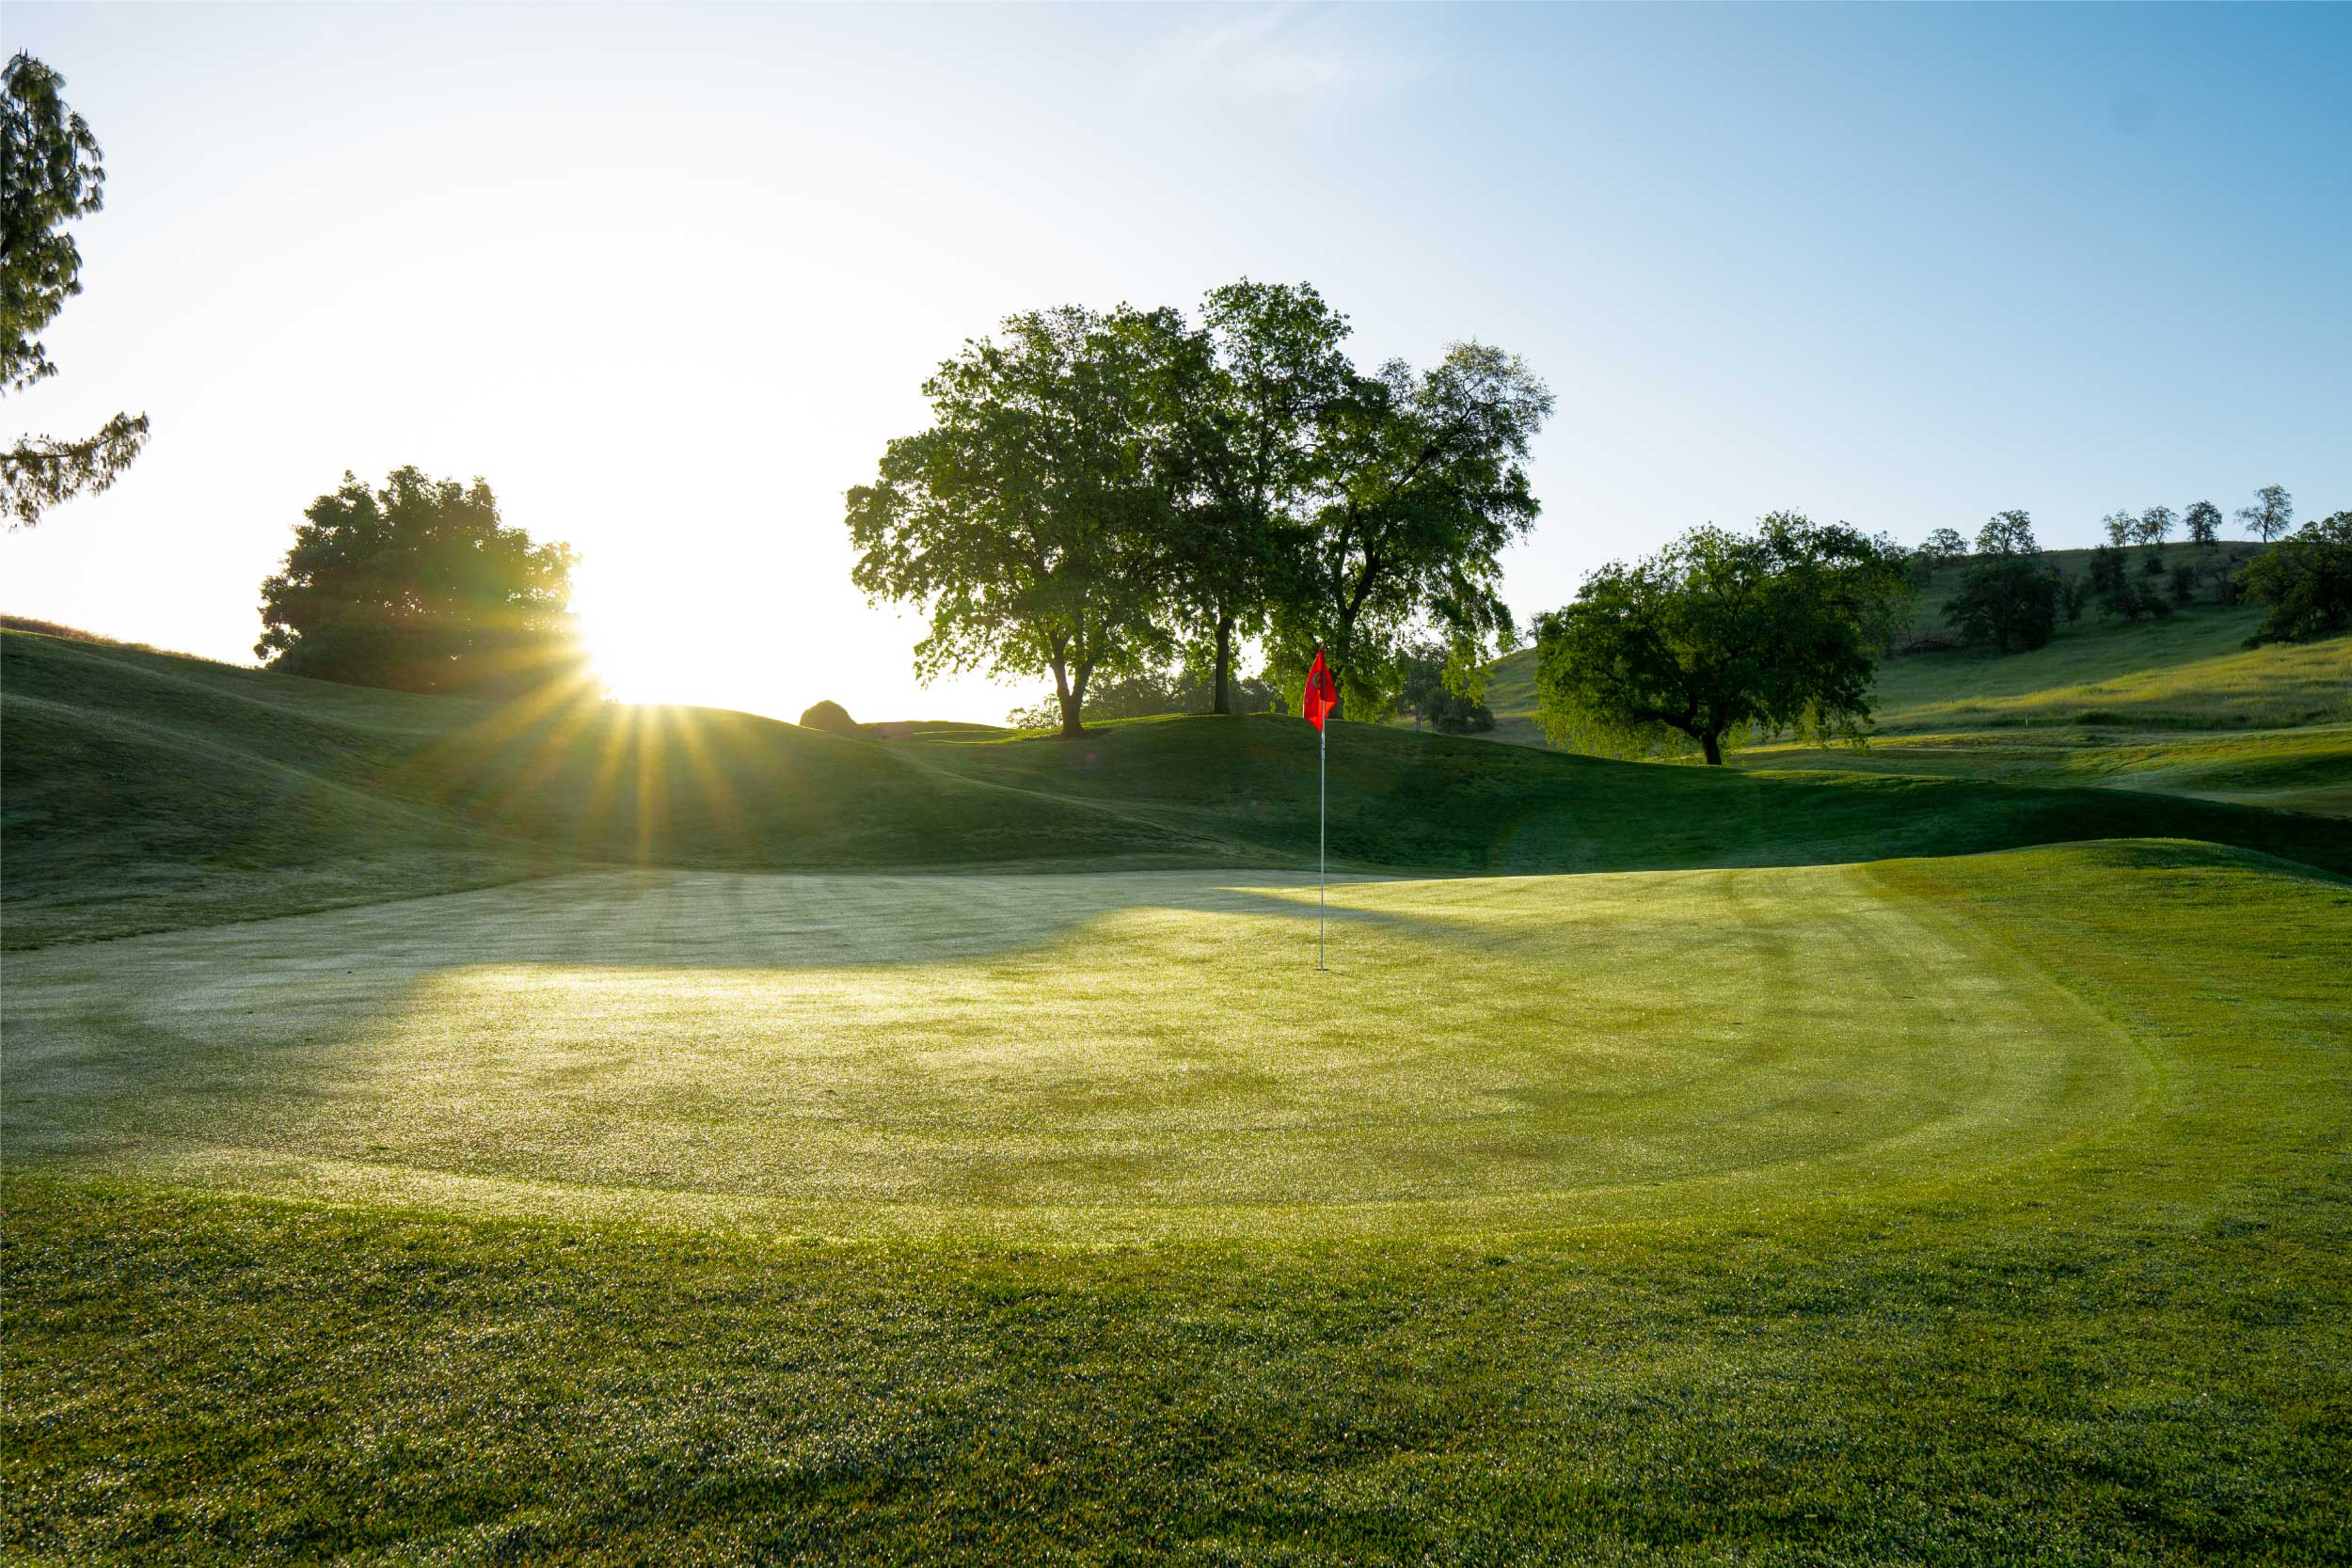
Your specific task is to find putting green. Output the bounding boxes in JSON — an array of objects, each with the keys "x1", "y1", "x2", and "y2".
[{"x1": 3, "y1": 863, "x2": 2150, "y2": 1242}]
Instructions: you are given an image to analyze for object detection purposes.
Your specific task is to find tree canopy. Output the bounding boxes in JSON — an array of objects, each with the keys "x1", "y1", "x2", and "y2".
[
  {"x1": 2, "y1": 52, "x2": 148, "y2": 528},
  {"x1": 2185, "y1": 499, "x2": 2222, "y2": 548},
  {"x1": 2237, "y1": 483, "x2": 2293, "y2": 543},
  {"x1": 255, "y1": 467, "x2": 585, "y2": 696},
  {"x1": 1532, "y1": 513, "x2": 1911, "y2": 767},
  {"x1": 1170, "y1": 280, "x2": 1357, "y2": 714},
  {"x1": 846, "y1": 304, "x2": 1187, "y2": 739},
  {"x1": 2241, "y1": 512, "x2": 2352, "y2": 646},
  {"x1": 1274, "y1": 343, "x2": 1552, "y2": 720},
  {"x1": 851, "y1": 283, "x2": 1552, "y2": 737},
  {"x1": 1976, "y1": 510, "x2": 2038, "y2": 557},
  {"x1": 1946, "y1": 555, "x2": 2062, "y2": 651}
]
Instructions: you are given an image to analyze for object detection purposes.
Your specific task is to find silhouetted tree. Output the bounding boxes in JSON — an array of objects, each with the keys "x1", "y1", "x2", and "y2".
[
  {"x1": 256, "y1": 467, "x2": 584, "y2": 695},
  {"x1": 2103, "y1": 511, "x2": 2137, "y2": 548},
  {"x1": 2237, "y1": 483, "x2": 2293, "y2": 543},
  {"x1": 1945, "y1": 555, "x2": 2061, "y2": 653},
  {"x1": 847, "y1": 305, "x2": 1187, "y2": 738},
  {"x1": 1533, "y1": 513, "x2": 1911, "y2": 766},
  {"x1": 2137, "y1": 504, "x2": 2175, "y2": 546},
  {"x1": 1273, "y1": 343, "x2": 1552, "y2": 720},
  {"x1": 2241, "y1": 512, "x2": 2352, "y2": 645},
  {"x1": 2, "y1": 53, "x2": 147, "y2": 528},
  {"x1": 2185, "y1": 499, "x2": 2222, "y2": 549}
]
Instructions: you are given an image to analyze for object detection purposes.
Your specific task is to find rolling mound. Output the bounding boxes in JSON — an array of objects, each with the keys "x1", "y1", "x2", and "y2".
[{"x1": 6, "y1": 626, "x2": 2348, "y2": 946}]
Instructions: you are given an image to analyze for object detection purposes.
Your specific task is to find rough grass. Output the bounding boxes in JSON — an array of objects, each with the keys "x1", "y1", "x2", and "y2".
[{"x1": 6, "y1": 840, "x2": 2348, "y2": 1562}]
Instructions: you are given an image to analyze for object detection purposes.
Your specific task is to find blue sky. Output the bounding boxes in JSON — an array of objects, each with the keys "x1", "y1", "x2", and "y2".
[{"x1": 4, "y1": 3, "x2": 2346, "y2": 721}]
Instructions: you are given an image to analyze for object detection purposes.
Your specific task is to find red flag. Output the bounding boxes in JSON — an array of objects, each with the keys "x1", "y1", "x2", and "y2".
[{"x1": 1301, "y1": 645, "x2": 1337, "y2": 731}]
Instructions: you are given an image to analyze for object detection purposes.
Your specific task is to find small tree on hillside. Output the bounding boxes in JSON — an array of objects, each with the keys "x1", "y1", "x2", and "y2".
[
  {"x1": 2237, "y1": 483, "x2": 2293, "y2": 543},
  {"x1": 2137, "y1": 504, "x2": 2176, "y2": 546},
  {"x1": 2240, "y1": 512, "x2": 2352, "y2": 645},
  {"x1": 1918, "y1": 527, "x2": 1967, "y2": 565},
  {"x1": 2167, "y1": 561, "x2": 2199, "y2": 608},
  {"x1": 2088, "y1": 545, "x2": 2128, "y2": 597},
  {"x1": 1976, "y1": 510, "x2": 2038, "y2": 557},
  {"x1": 2061, "y1": 572, "x2": 2090, "y2": 623},
  {"x1": 2103, "y1": 511, "x2": 2137, "y2": 548},
  {"x1": 1532, "y1": 513, "x2": 1911, "y2": 766},
  {"x1": 1944, "y1": 556, "x2": 2061, "y2": 653},
  {"x1": 256, "y1": 467, "x2": 584, "y2": 695},
  {"x1": 2185, "y1": 499, "x2": 2222, "y2": 549}
]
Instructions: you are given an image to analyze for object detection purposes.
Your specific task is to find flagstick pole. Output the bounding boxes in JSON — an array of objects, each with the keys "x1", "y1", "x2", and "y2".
[{"x1": 1318, "y1": 718, "x2": 1327, "y2": 972}]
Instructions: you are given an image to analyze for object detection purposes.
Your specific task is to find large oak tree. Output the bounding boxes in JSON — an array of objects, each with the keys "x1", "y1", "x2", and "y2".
[
  {"x1": 1167, "y1": 280, "x2": 1356, "y2": 714},
  {"x1": 1533, "y1": 513, "x2": 1911, "y2": 766},
  {"x1": 1275, "y1": 343, "x2": 1552, "y2": 720},
  {"x1": 847, "y1": 305, "x2": 1186, "y2": 739}
]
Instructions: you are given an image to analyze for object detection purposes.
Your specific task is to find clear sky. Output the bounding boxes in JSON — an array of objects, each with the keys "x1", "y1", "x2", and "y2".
[{"x1": 5, "y1": 3, "x2": 2346, "y2": 723}]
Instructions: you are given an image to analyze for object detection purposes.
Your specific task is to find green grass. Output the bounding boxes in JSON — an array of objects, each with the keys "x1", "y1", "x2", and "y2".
[
  {"x1": 1470, "y1": 558, "x2": 2350, "y2": 820},
  {"x1": 7, "y1": 840, "x2": 2348, "y2": 1561},
  {"x1": 3, "y1": 862, "x2": 2147, "y2": 1243},
  {"x1": 8, "y1": 616, "x2": 2352, "y2": 1560},
  {"x1": 10, "y1": 627, "x2": 2347, "y2": 947}
]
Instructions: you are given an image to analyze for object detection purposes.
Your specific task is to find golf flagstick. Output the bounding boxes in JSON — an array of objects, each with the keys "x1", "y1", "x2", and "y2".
[{"x1": 1302, "y1": 643, "x2": 1335, "y2": 973}]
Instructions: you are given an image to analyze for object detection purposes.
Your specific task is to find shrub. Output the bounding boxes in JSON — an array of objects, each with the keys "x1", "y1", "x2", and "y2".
[
  {"x1": 2088, "y1": 546, "x2": 2127, "y2": 596},
  {"x1": 2167, "y1": 562, "x2": 2199, "y2": 608},
  {"x1": 798, "y1": 700, "x2": 862, "y2": 736},
  {"x1": 1423, "y1": 689, "x2": 1496, "y2": 734},
  {"x1": 2098, "y1": 577, "x2": 2172, "y2": 623},
  {"x1": 2061, "y1": 574, "x2": 2090, "y2": 623}
]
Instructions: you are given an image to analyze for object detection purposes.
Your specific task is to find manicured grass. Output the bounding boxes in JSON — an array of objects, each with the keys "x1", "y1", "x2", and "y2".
[
  {"x1": 6, "y1": 841, "x2": 2348, "y2": 1562},
  {"x1": 3, "y1": 863, "x2": 2144, "y2": 1243},
  {"x1": 13, "y1": 627, "x2": 2348, "y2": 947}
]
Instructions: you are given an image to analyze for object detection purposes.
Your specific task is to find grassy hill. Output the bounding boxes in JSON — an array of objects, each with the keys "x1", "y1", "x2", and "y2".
[
  {"x1": 1470, "y1": 552, "x2": 2350, "y2": 813},
  {"x1": 8, "y1": 619, "x2": 2352, "y2": 1561},
  {"x1": 8, "y1": 626, "x2": 2348, "y2": 946}
]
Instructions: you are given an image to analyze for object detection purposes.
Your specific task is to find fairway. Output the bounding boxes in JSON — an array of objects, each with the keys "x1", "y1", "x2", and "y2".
[{"x1": 5, "y1": 863, "x2": 2147, "y2": 1243}]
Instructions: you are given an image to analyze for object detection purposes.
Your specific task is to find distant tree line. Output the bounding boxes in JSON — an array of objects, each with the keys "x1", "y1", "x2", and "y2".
[
  {"x1": 846, "y1": 281, "x2": 1553, "y2": 738},
  {"x1": 1913, "y1": 485, "x2": 2342, "y2": 655},
  {"x1": 1522, "y1": 480, "x2": 2344, "y2": 769}
]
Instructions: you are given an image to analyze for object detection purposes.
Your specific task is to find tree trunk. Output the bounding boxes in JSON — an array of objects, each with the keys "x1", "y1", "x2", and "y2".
[
  {"x1": 1049, "y1": 657, "x2": 1082, "y2": 738},
  {"x1": 1211, "y1": 613, "x2": 1234, "y2": 715},
  {"x1": 1700, "y1": 732, "x2": 1724, "y2": 767},
  {"x1": 1060, "y1": 664, "x2": 1090, "y2": 739}
]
